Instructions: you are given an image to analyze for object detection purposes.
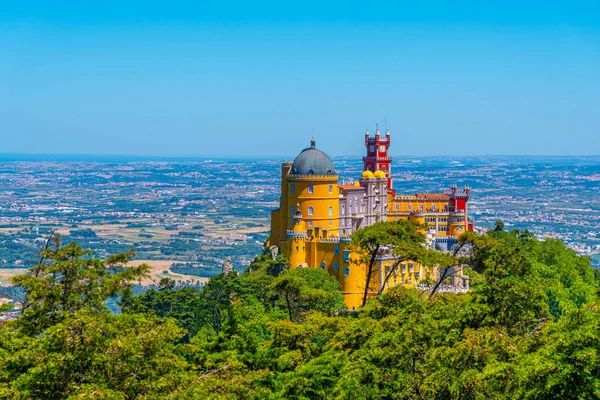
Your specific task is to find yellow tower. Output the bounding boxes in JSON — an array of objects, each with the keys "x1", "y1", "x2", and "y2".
[
  {"x1": 288, "y1": 204, "x2": 308, "y2": 268},
  {"x1": 287, "y1": 138, "x2": 339, "y2": 237}
]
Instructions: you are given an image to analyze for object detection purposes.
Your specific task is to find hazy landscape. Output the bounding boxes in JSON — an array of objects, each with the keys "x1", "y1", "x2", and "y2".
[{"x1": 1, "y1": 154, "x2": 599, "y2": 287}]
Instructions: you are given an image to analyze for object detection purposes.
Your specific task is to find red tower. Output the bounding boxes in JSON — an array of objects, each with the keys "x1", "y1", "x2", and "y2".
[
  {"x1": 363, "y1": 126, "x2": 393, "y2": 189},
  {"x1": 449, "y1": 184, "x2": 472, "y2": 232}
]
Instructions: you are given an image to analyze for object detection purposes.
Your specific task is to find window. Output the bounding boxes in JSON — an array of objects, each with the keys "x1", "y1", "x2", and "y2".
[
  {"x1": 308, "y1": 206, "x2": 314, "y2": 216},
  {"x1": 308, "y1": 220, "x2": 313, "y2": 227},
  {"x1": 321, "y1": 262, "x2": 326, "y2": 270},
  {"x1": 408, "y1": 204, "x2": 412, "y2": 211},
  {"x1": 343, "y1": 250, "x2": 350, "y2": 263},
  {"x1": 334, "y1": 246, "x2": 340, "y2": 256},
  {"x1": 432, "y1": 204, "x2": 436, "y2": 211},
  {"x1": 290, "y1": 206, "x2": 294, "y2": 216},
  {"x1": 420, "y1": 205, "x2": 424, "y2": 212},
  {"x1": 329, "y1": 185, "x2": 333, "y2": 194},
  {"x1": 333, "y1": 262, "x2": 339, "y2": 271},
  {"x1": 295, "y1": 246, "x2": 299, "y2": 252},
  {"x1": 342, "y1": 205, "x2": 345, "y2": 213},
  {"x1": 344, "y1": 267, "x2": 350, "y2": 277},
  {"x1": 308, "y1": 185, "x2": 314, "y2": 194},
  {"x1": 328, "y1": 206, "x2": 333, "y2": 216},
  {"x1": 396, "y1": 205, "x2": 400, "y2": 210},
  {"x1": 290, "y1": 184, "x2": 295, "y2": 194},
  {"x1": 329, "y1": 220, "x2": 333, "y2": 226}
]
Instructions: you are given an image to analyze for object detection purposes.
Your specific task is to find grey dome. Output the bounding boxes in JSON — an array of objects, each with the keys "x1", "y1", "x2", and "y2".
[{"x1": 291, "y1": 139, "x2": 337, "y2": 176}]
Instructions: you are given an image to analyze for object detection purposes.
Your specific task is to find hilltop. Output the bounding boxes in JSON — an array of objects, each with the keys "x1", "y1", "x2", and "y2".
[{"x1": 0, "y1": 225, "x2": 598, "y2": 398}]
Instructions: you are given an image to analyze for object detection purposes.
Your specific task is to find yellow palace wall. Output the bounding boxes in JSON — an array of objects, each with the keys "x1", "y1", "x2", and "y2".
[
  {"x1": 270, "y1": 164, "x2": 460, "y2": 309},
  {"x1": 283, "y1": 235, "x2": 432, "y2": 309},
  {"x1": 286, "y1": 176, "x2": 340, "y2": 234}
]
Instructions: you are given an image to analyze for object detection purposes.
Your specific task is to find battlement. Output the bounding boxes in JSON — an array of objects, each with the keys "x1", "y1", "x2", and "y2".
[{"x1": 286, "y1": 230, "x2": 307, "y2": 239}]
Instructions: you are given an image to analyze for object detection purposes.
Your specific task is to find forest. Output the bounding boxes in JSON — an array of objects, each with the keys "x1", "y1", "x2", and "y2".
[{"x1": 0, "y1": 222, "x2": 598, "y2": 399}]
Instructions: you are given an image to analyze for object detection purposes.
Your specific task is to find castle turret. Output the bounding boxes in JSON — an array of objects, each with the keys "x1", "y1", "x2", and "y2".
[
  {"x1": 363, "y1": 125, "x2": 393, "y2": 190},
  {"x1": 287, "y1": 204, "x2": 307, "y2": 268}
]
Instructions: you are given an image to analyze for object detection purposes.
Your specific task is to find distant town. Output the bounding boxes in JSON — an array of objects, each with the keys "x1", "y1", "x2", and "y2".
[{"x1": 0, "y1": 154, "x2": 599, "y2": 286}]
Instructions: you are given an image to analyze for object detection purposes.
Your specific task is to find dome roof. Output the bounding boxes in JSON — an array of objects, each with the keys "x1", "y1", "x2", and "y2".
[
  {"x1": 374, "y1": 170, "x2": 386, "y2": 178},
  {"x1": 353, "y1": 181, "x2": 361, "y2": 187},
  {"x1": 361, "y1": 170, "x2": 375, "y2": 179},
  {"x1": 291, "y1": 139, "x2": 337, "y2": 176}
]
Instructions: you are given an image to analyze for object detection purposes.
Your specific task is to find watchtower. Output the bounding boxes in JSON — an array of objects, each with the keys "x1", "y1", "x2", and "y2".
[{"x1": 363, "y1": 126, "x2": 392, "y2": 189}]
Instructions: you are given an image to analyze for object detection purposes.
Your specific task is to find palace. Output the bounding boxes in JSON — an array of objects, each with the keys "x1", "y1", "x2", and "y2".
[{"x1": 269, "y1": 128, "x2": 473, "y2": 308}]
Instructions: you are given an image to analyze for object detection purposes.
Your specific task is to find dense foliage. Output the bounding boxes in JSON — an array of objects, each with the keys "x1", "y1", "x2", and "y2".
[{"x1": 0, "y1": 228, "x2": 598, "y2": 399}]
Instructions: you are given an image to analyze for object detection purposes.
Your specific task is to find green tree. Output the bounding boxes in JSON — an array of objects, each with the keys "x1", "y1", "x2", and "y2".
[
  {"x1": 247, "y1": 249, "x2": 289, "y2": 277},
  {"x1": 0, "y1": 311, "x2": 191, "y2": 399},
  {"x1": 269, "y1": 268, "x2": 345, "y2": 321},
  {"x1": 494, "y1": 219, "x2": 505, "y2": 231},
  {"x1": 159, "y1": 276, "x2": 177, "y2": 290},
  {"x1": 352, "y1": 220, "x2": 426, "y2": 307},
  {"x1": 11, "y1": 235, "x2": 149, "y2": 335}
]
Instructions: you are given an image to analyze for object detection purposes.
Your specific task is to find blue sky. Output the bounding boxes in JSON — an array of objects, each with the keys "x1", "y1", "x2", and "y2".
[{"x1": 1, "y1": 1, "x2": 599, "y2": 157}]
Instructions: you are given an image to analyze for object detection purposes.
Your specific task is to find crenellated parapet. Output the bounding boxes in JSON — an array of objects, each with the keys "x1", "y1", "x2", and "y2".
[{"x1": 286, "y1": 230, "x2": 308, "y2": 239}]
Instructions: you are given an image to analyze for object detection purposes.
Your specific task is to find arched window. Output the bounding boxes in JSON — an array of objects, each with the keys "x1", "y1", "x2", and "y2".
[
  {"x1": 334, "y1": 246, "x2": 339, "y2": 255},
  {"x1": 343, "y1": 251, "x2": 350, "y2": 263},
  {"x1": 308, "y1": 185, "x2": 314, "y2": 194},
  {"x1": 290, "y1": 206, "x2": 294, "y2": 216},
  {"x1": 408, "y1": 204, "x2": 413, "y2": 211},
  {"x1": 321, "y1": 262, "x2": 326, "y2": 270},
  {"x1": 329, "y1": 185, "x2": 333, "y2": 194},
  {"x1": 290, "y1": 184, "x2": 295, "y2": 194},
  {"x1": 333, "y1": 262, "x2": 339, "y2": 271},
  {"x1": 432, "y1": 204, "x2": 436, "y2": 211},
  {"x1": 328, "y1": 206, "x2": 333, "y2": 216},
  {"x1": 344, "y1": 267, "x2": 350, "y2": 277},
  {"x1": 308, "y1": 206, "x2": 314, "y2": 216}
]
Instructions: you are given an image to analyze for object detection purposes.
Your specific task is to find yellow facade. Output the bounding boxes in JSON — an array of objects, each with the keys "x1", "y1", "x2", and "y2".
[{"x1": 269, "y1": 138, "x2": 470, "y2": 309}]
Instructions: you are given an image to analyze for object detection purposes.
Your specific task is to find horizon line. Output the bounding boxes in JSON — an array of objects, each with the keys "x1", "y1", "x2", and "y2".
[{"x1": 1, "y1": 152, "x2": 600, "y2": 160}]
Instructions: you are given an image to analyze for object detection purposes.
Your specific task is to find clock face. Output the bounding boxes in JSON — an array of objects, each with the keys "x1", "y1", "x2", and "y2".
[
  {"x1": 379, "y1": 145, "x2": 386, "y2": 152},
  {"x1": 369, "y1": 145, "x2": 375, "y2": 152}
]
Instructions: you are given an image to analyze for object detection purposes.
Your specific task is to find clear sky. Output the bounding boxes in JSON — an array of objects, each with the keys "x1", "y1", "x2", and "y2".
[{"x1": 1, "y1": 1, "x2": 599, "y2": 157}]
